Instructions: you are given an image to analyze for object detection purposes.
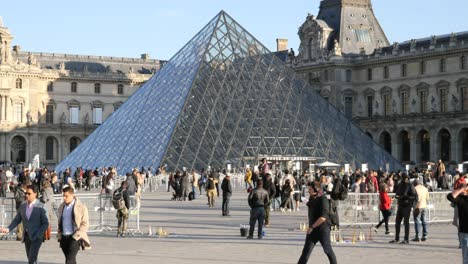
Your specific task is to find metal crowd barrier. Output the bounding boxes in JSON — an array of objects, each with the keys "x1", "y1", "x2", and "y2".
[{"x1": 0, "y1": 194, "x2": 141, "y2": 235}]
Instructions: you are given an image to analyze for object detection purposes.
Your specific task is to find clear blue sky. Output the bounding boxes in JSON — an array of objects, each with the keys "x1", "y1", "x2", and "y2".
[{"x1": 1, "y1": 0, "x2": 467, "y2": 61}]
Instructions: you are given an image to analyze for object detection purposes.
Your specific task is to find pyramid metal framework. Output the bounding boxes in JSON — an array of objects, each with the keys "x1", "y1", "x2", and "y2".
[{"x1": 56, "y1": 11, "x2": 402, "y2": 173}]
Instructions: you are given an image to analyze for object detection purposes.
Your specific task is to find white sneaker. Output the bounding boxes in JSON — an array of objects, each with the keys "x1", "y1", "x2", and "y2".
[
  {"x1": 287, "y1": 209, "x2": 292, "y2": 212},
  {"x1": 280, "y1": 208, "x2": 285, "y2": 212}
]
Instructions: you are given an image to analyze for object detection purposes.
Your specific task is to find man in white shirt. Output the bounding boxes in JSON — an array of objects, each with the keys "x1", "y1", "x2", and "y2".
[
  {"x1": 57, "y1": 186, "x2": 91, "y2": 263},
  {"x1": 413, "y1": 180, "x2": 430, "y2": 242}
]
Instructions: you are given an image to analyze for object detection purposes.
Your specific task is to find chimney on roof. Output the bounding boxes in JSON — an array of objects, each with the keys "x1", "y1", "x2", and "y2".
[
  {"x1": 276, "y1": 38, "x2": 288, "y2": 52},
  {"x1": 141, "y1": 53, "x2": 150, "y2": 60}
]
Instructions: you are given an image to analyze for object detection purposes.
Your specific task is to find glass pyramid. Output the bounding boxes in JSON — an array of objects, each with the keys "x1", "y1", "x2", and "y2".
[{"x1": 56, "y1": 11, "x2": 402, "y2": 174}]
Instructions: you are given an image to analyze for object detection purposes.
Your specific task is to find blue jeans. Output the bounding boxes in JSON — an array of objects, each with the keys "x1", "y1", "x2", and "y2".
[
  {"x1": 461, "y1": 232, "x2": 468, "y2": 264},
  {"x1": 249, "y1": 207, "x2": 265, "y2": 238},
  {"x1": 413, "y1": 208, "x2": 428, "y2": 238}
]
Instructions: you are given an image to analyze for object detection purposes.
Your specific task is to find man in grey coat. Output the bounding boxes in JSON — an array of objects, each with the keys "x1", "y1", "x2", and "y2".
[{"x1": 0, "y1": 184, "x2": 49, "y2": 264}]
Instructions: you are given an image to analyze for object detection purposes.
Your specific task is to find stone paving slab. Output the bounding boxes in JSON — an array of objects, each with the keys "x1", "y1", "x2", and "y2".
[{"x1": 0, "y1": 191, "x2": 462, "y2": 264}]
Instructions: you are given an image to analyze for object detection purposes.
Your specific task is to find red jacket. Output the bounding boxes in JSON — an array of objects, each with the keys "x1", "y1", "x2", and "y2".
[{"x1": 379, "y1": 191, "x2": 392, "y2": 211}]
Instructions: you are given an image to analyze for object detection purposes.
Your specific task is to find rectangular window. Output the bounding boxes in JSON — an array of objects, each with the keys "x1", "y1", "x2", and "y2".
[
  {"x1": 354, "y1": 29, "x2": 372, "y2": 43},
  {"x1": 47, "y1": 81, "x2": 53, "y2": 92},
  {"x1": 46, "y1": 105, "x2": 54, "y2": 124},
  {"x1": 69, "y1": 107, "x2": 79, "y2": 124},
  {"x1": 367, "y1": 68, "x2": 372, "y2": 81},
  {"x1": 14, "y1": 103, "x2": 22, "y2": 123},
  {"x1": 461, "y1": 56, "x2": 467, "y2": 70},
  {"x1": 401, "y1": 64, "x2": 407, "y2": 77},
  {"x1": 117, "y1": 84, "x2": 124, "y2": 95},
  {"x1": 71, "y1": 82, "x2": 77, "y2": 93},
  {"x1": 383, "y1": 94, "x2": 391, "y2": 116},
  {"x1": 367, "y1": 96, "x2": 373, "y2": 117},
  {"x1": 93, "y1": 107, "x2": 103, "y2": 124},
  {"x1": 420, "y1": 61, "x2": 426, "y2": 75},
  {"x1": 345, "y1": 70, "x2": 352, "y2": 82},
  {"x1": 344, "y1": 97, "x2": 353, "y2": 119},
  {"x1": 401, "y1": 92, "x2": 408, "y2": 115},
  {"x1": 383, "y1": 66, "x2": 389, "y2": 79},
  {"x1": 463, "y1": 87, "x2": 468, "y2": 111},
  {"x1": 420, "y1": 91, "x2": 427, "y2": 113},
  {"x1": 440, "y1": 89, "x2": 447, "y2": 112},
  {"x1": 440, "y1": 58, "x2": 446, "y2": 73},
  {"x1": 94, "y1": 83, "x2": 101, "y2": 94}
]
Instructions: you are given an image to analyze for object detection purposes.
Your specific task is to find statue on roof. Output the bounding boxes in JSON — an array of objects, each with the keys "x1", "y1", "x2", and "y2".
[
  {"x1": 59, "y1": 62, "x2": 65, "y2": 71},
  {"x1": 331, "y1": 39, "x2": 342, "y2": 56},
  {"x1": 28, "y1": 53, "x2": 37, "y2": 65}
]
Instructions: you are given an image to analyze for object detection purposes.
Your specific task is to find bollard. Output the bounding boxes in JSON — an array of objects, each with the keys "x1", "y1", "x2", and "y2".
[
  {"x1": 368, "y1": 226, "x2": 374, "y2": 241},
  {"x1": 337, "y1": 229, "x2": 344, "y2": 243},
  {"x1": 148, "y1": 225, "x2": 153, "y2": 236},
  {"x1": 351, "y1": 230, "x2": 357, "y2": 243},
  {"x1": 330, "y1": 227, "x2": 337, "y2": 243}
]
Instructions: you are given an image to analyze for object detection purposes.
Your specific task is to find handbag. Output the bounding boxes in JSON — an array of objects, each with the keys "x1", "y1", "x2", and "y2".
[{"x1": 44, "y1": 225, "x2": 51, "y2": 240}]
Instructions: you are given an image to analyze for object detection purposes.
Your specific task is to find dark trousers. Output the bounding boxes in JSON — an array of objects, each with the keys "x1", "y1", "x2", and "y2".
[
  {"x1": 215, "y1": 183, "x2": 219, "y2": 197},
  {"x1": 24, "y1": 233, "x2": 42, "y2": 264},
  {"x1": 376, "y1": 209, "x2": 392, "y2": 232},
  {"x1": 297, "y1": 225, "x2": 337, "y2": 264},
  {"x1": 222, "y1": 195, "x2": 231, "y2": 215},
  {"x1": 249, "y1": 207, "x2": 265, "y2": 237},
  {"x1": 395, "y1": 206, "x2": 411, "y2": 241},
  {"x1": 60, "y1": 235, "x2": 81, "y2": 264}
]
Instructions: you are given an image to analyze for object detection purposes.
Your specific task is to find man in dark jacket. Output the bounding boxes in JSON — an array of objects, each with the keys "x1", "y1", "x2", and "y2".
[
  {"x1": 298, "y1": 181, "x2": 337, "y2": 264},
  {"x1": 390, "y1": 173, "x2": 416, "y2": 244},
  {"x1": 447, "y1": 183, "x2": 468, "y2": 262},
  {"x1": 221, "y1": 175, "x2": 232, "y2": 216},
  {"x1": 125, "y1": 173, "x2": 137, "y2": 196},
  {"x1": 247, "y1": 180, "x2": 269, "y2": 239},
  {"x1": 263, "y1": 174, "x2": 276, "y2": 227},
  {"x1": 114, "y1": 181, "x2": 131, "y2": 237}
]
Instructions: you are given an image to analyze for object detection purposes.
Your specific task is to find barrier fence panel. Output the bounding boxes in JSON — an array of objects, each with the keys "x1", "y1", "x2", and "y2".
[{"x1": 0, "y1": 198, "x2": 15, "y2": 229}]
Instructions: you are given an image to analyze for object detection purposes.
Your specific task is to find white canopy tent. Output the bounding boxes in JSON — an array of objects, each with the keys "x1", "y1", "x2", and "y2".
[{"x1": 318, "y1": 161, "x2": 341, "y2": 167}]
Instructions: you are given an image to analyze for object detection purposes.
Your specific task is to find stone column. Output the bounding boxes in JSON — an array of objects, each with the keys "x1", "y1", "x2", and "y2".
[
  {"x1": 4, "y1": 96, "x2": 9, "y2": 121},
  {"x1": 0, "y1": 133, "x2": 4, "y2": 160},
  {"x1": 391, "y1": 131, "x2": 400, "y2": 161},
  {"x1": 451, "y1": 132, "x2": 459, "y2": 163},
  {"x1": 1, "y1": 96, "x2": 4, "y2": 120},
  {"x1": 410, "y1": 131, "x2": 417, "y2": 164},
  {"x1": 430, "y1": 130, "x2": 438, "y2": 162}
]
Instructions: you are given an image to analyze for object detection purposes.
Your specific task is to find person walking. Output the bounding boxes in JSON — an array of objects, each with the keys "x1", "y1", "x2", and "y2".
[
  {"x1": 221, "y1": 174, "x2": 232, "y2": 216},
  {"x1": 247, "y1": 179, "x2": 269, "y2": 239},
  {"x1": 447, "y1": 183, "x2": 468, "y2": 264},
  {"x1": 0, "y1": 185, "x2": 49, "y2": 264},
  {"x1": 57, "y1": 186, "x2": 91, "y2": 264},
  {"x1": 390, "y1": 173, "x2": 416, "y2": 244},
  {"x1": 374, "y1": 182, "x2": 393, "y2": 235},
  {"x1": 413, "y1": 180, "x2": 429, "y2": 242},
  {"x1": 206, "y1": 174, "x2": 218, "y2": 208},
  {"x1": 113, "y1": 181, "x2": 130, "y2": 237},
  {"x1": 297, "y1": 182, "x2": 337, "y2": 264}
]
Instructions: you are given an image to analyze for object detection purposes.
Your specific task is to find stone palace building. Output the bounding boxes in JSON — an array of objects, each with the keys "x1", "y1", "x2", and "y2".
[
  {"x1": 284, "y1": 0, "x2": 468, "y2": 167},
  {"x1": 0, "y1": 17, "x2": 164, "y2": 168}
]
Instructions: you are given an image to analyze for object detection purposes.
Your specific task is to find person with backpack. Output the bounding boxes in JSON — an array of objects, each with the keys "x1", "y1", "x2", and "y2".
[
  {"x1": 221, "y1": 175, "x2": 232, "y2": 216},
  {"x1": 113, "y1": 181, "x2": 130, "y2": 237},
  {"x1": 390, "y1": 173, "x2": 417, "y2": 244},
  {"x1": 297, "y1": 181, "x2": 337, "y2": 264},
  {"x1": 206, "y1": 174, "x2": 218, "y2": 208},
  {"x1": 329, "y1": 174, "x2": 347, "y2": 230}
]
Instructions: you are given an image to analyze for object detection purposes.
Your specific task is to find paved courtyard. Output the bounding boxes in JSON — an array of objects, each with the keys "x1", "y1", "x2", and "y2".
[{"x1": 0, "y1": 190, "x2": 462, "y2": 264}]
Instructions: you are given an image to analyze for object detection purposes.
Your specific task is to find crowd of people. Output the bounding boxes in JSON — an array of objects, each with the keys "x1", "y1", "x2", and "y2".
[{"x1": 1, "y1": 158, "x2": 468, "y2": 263}]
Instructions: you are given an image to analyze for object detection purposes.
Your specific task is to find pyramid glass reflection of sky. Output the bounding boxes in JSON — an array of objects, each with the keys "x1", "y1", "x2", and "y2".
[{"x1": 56, "y1": 11, "x2": 403, "y2": 173}]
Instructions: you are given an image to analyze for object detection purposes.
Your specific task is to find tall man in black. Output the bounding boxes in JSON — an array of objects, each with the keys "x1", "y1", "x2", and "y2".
[
  {"x1": 447, "y1": 183, "x2": 468, "y2": 263},
  {"x1": 390, "y1": 173, "x2": 416, "y2": 244},
  {"x1": 221, "y1": 174, "x2": 232, "y2": 216},
  {"x1": 263, "y1": 174, "x2": 276, "y2": 227},
  {"x1": 247, "y1": 179, "x2": 269, "y2": 239},
  {"x1": 298, "y1": 182, "x2": 337, "y2": 264}
]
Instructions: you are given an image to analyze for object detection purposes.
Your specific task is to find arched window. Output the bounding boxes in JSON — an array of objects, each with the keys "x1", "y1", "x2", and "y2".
[
  {"x1": 11, "y1": 135, "x2": 26, "y2": 163},
  {"x1": 459, "y1": 128, "x2": 468, "y2": 161},
  {"x1": 70, "y1": 137, "x2": 81, "y2": 153},
  {"x1": 46, "y1": 137, "x2": 55, "y2": 160},
  {"x1": 16, "y1": 78, "x2": 22, "y2": 89},
  {"x1": 438, "y1": 129, "x2": 451, "y2": 161},
  {"x1": 399, "y1": 130, "x2": 411, "y2": 162},
  {"x1": 379, "y1": 131, "x2": 392, "y2": 154}
]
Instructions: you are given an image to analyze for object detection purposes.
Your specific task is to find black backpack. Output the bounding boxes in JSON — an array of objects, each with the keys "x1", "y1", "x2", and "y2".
[
  {"x1": 206, "y1": 178, "x2": 214, "y2": 190},
  {"x1": 112, "y1": 189, "x2": 125, "y2": 210}
]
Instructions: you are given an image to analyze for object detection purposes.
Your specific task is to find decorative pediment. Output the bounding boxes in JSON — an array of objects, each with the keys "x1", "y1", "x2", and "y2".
[
  {"x1": 363, "y1": 87, "x2": 375, "y2": 96},
  {"x1": 9, "y1": 95, "x2": 25, "y2": 104},
  {"x1": 435, "y1": 80, "x2": 450, "y2": 88},
  {"x1": 91, "y1": 100, "x2": 104, "y2": 108},
  {"x1": 41, "y1": 99, "x2": 57, "y2": 109},
  {"x1": 342, "y1": 88, "x2": 357, "y2": 97},
  {"x1": 398, "y1": 84, "x2": 411, "y2": 94},
  {"x1": 67, "y1": 99, "x2": 80, "y2": 109},
  {"x1": 415, "y1": 82, "x2": 430, "y2": 92},
  {"x1": 380, "y1": 86, "x2": 392, "y2": 95},
  {"x1": 456, "y1": 78, "x2": 468, "y2": 87}
]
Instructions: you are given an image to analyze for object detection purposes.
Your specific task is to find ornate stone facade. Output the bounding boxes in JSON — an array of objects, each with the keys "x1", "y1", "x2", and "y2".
[
  {"x1": 289, "y1": 0, "x2": 468, "y2": 167},
  {"x1": 0, "y1": 18, "x2": 164, "y2": 168}
]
